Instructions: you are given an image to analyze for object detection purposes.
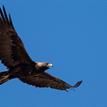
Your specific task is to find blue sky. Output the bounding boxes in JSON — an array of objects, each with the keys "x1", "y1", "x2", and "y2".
[{"x1": 0, "y1": 0, "x2": 107, "y2": 107}]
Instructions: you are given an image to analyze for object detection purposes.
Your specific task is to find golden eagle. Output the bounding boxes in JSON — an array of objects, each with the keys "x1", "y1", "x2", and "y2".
[{"x1": 0, "y1": 6, "x2": 82, "y2": 91}]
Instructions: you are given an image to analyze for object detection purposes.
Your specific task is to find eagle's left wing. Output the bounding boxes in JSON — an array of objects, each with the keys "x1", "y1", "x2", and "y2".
[
  {"x1": 0, "y1": 6, "x2": 33, "y2": 69},
  {"x1": 19, "y1": 72, "x2": 82, "y2": 91}
]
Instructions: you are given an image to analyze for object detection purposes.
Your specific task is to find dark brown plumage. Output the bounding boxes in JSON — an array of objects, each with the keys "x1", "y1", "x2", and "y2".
[{"x1": 0, "y1": 6, "x2": 82, "y2": 91}]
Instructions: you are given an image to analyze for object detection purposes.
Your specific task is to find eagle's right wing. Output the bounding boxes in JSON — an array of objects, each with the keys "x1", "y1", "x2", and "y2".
[{"x1": 19, "y1": 72, "x2": 82, "y2": 91}]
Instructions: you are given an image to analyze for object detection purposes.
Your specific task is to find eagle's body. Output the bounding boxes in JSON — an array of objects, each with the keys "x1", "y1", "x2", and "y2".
[{"x1": 0, "y1": 6, "x2": 82, "y2": 91}]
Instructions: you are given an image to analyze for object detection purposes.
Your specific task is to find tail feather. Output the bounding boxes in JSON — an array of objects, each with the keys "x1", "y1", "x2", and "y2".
[{"x1": 0, "y1": 71, "x2": 10, "y2": 85}]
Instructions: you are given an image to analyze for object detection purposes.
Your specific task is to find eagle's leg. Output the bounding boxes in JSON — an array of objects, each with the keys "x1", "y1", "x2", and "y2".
[{"x1": 0, "y1": 71, "x2": 11, "y2": 85}]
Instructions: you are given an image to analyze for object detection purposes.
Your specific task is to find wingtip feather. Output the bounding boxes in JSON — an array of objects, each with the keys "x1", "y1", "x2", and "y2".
[
  {"x1": 73, "y1": 80, "x2": 83, "y2": 88},
  {"x1": 64, "y1": 80, "x2": 83, "y2": 92}
]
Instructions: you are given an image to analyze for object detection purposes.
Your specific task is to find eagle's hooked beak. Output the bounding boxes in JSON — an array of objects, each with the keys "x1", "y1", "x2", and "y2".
[{"x1": 47, "y1": 63, "x2": 53, "y2": 68}]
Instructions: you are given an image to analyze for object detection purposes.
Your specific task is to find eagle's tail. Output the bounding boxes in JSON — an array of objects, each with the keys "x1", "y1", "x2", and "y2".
[{"x1": 0, "y1": 71, "x2": 11, "y2": 85}]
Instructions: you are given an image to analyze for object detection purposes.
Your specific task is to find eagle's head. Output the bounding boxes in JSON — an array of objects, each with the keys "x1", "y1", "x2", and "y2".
[{"x1": 35, "y1": 62, "x2": 53, "y2": 71}]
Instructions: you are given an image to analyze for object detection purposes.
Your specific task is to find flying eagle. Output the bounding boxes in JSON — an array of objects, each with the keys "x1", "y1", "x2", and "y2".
[{"x1": 0, "y1": 6, "x2": 82, "y2": 91}]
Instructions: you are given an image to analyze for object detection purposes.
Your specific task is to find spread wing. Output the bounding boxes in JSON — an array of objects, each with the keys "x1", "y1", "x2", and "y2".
[
  {"x1": 19, "y1": 72, "x2": 82, "y2": 91},
  {"x1": 0, "y1": 6, "x2": 33, "y2": 68}
]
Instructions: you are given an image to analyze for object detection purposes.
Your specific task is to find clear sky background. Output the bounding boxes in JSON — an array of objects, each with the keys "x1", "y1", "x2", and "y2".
[{"x1": 0, "y1": 0, "x2": 106, "y2": 107}]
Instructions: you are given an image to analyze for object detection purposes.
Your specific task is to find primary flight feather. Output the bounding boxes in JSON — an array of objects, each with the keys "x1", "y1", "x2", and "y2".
[{"x1": 0, "y1": 6, "x2": 82, "y2": 91}]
